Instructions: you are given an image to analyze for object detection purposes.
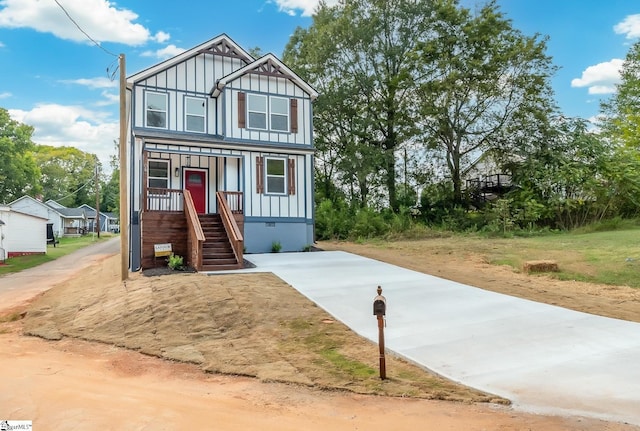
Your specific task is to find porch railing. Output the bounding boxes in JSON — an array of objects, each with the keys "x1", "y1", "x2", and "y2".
[
  {"x1": 216, "y1": 191, "x2": 243, "y2": 265},
  {"x1": 184, "y1": 190, "x2": 205, "y2": 271},
  {"x1": 145, "y1": 188, "x2": 184, "y2": 212},
  {"x1": 220, "y1": 191, "x2": 243, "y2": 214}
]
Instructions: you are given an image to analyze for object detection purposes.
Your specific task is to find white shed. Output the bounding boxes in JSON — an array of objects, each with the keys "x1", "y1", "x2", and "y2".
[{"x1": 0, "y1": 206, "x2": 47, "y2": 258}]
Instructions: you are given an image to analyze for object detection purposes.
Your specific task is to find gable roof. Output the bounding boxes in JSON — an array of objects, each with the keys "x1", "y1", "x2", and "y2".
[
  {"x1": 9, "y1": 195, "x2": 47, "y2": 208},
  {"x1": 79, "y1": 204, "x2": 116, "y2": 219},
  {"x1": 9, "y1": 195, "x2": 67, "y2": 218},
  {"x1": 53, "y1": 207, "x2": 86, "y2": 219},
  {"x1": 0, "y1": 206, "x2": 48, "y2": 221},
  {"x1": 127, "y1": 34, "x2": 254, "y2": 84},
  {"x1": 210, "y1": 53, "x2": 318, "y2": 100},
  {"x1": 45, "y1": 199, "x2": 66, "y2": 209}
]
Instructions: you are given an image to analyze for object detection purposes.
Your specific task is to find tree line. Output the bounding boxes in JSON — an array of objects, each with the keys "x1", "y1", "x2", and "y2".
[
  {"x1": 0, "y1": 107, "x2": 119, "y2": 212},
  {"x1": 4, "y1": 0, "x2": 640, "y2": 238},
  {"x1": 283, "y1": 0, "x2": 640, "y2": 238}
]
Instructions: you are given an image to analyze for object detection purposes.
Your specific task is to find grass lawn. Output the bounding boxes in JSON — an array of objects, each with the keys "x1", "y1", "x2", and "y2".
[
  {"x1": 470, "y1": 229, "x2": 640, "y2": 288},
  {"x1": 0, "y1": 234, "x2": 114, "y2": 276},
  {"x1": 379, "y1": 227, "x2": 640, "y2": 288}
]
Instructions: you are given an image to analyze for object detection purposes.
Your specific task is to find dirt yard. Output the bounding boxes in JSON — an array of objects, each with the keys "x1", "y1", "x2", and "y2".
[{"x1": 1, "y1": 241, "x2": 639, "y2": 430}]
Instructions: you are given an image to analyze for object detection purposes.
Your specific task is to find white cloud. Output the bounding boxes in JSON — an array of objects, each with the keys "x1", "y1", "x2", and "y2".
[
  {"x1": 0, "y1": 41, "x2": 4, "y2": 47},
  {"x1": 587, "y1": 85, "x2": 617, "y2": 95},
  {"x1": 571, "y1": 59, "x2": 623, "y2": 95},
  {"x1": 0, "y1": 0, "x2": 157, "y2": 46},
  {"x1": 0, "y1": 91, "x2": 11, "y2": 99},
  {"x1": 59, "y1": 77, "x2": 118, "y2": 90},
  {"x1": 95, "y1": 90, "x2": 119, "y2": 107},
  {"x1": 614, "y1": 14, "x2": 640, "y2": 39},
  {"x1": 8, "y1": 104, "x2": 118, "y2": 172},
  {"x1": 272, "y1": 0, "x2": 338, "y2": 17},
  {"x1": 153, "y1": 31, "x2": 171, "y2": 43},
  {"x1": 141, "y1": 44, "x2": 186, "y2": 60}
]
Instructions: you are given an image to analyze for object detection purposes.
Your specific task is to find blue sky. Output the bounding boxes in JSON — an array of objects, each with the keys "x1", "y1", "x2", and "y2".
[{"x1": 0, "y1": 0, "x2": 639, "y2": 171}]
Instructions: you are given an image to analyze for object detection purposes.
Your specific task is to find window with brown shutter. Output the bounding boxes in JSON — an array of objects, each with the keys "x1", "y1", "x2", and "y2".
[
  {"x1": 256, "y1": 156, "x2": 264, "y2": 194},
  {"x1": 238, "y1": 92, "x2": 246, "y2": 128},
  {"x1": 290, "y1": 98, "x2": 298, "y2": 133},
  {"x1": 288, "y1": 158, "x2": 296, "y2": 195}
]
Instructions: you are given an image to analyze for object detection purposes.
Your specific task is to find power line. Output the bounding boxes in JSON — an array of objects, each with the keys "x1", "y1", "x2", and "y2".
[
  {"x1": 52, "y1": 0, "x2": 118, "y2": 58},
  {"x1": 52, "y1": 175, "x2": 95, "y2": 203}
]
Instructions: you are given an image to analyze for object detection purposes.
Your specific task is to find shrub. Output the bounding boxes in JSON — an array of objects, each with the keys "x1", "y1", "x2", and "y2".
[
  {"x1": 167, "y1": 253, "x2": 184, "y2": 271},
  {"x1": 271, "y1": 241, "x2": 282, "y2": 253},
  {"x1": 315, "y1": 198, "x2": 353, "y2": 240},
  {"x1": 351, "y1": 207, "x2": 387, "y2": 239}
]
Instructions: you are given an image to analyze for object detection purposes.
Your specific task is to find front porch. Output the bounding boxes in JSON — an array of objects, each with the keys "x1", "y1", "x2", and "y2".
[{"x1": 141, "y1": 188, "x2": 244, "y2": 271}]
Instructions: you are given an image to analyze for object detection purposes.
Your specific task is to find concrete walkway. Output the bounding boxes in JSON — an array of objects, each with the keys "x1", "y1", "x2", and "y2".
[{"x1": 233, "y1": 251, "x2": 640, "y2": 426}]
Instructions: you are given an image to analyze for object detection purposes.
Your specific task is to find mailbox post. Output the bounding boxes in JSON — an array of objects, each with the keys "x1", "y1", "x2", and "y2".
[{"x1": 373, "y1": 285, "x2": 387, "y2": 380}]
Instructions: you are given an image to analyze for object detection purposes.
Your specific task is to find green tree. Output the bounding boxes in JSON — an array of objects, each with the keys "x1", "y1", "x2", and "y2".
[
  {"x1": 0, "y1": 108, "x2": 41, "y2": 202},
  {"x1": 33, "y1": 145, "x2": 100, "y2": 207},
  {"x1": 505, "y1": 117, "x2": 615, "y2": 229},
  {"x1": 416, "y1": 0, "x2": 557, "y2": 204},
  {"x1": 601, "y1": 40, "x2": 640, "y2": 149},
  {"x1": 285, "y1": 0, "x2": 439, "y2": 211},
  {"x1": 100, "y1": 154, "x2": 120, "y2": 214},
  {"x1": 596, "y1": 40, "x2": 640, "y2": 220}
]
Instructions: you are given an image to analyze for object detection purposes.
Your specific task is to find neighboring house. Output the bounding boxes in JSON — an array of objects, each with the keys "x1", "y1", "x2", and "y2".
[
  {"x1": 54, "y1": 207, "x2": 88, "y2": 236},
  {"x1": 9, "y1": 196, "x2": 85, "y2": 237},
  {"x1": 9, "y1": 195, "x2": 65, "y2": 238},
  {"x1": 79, "y1": 204, "x2": 118, "y2": 233},
  {"x1": 126, "y1": 34, "x2": 318, "y2": 271},
  {"x1": 0, "y1": 205, "x2": 47, "y2": 257},
  {"x1": 10, "y1": 197, "x2": 94, "y2": 237},
  {"x1": 45, "y1": 200, "x2": 87, "y2": 236}
]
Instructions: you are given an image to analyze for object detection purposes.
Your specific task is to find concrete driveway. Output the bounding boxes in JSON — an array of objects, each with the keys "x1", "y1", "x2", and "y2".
[
  {"x1": 237, "y1": 251, "x2": 640, "y2": 426},
  {"x1": 0, "y1": 237, "x2": 120, "y2": 311}
]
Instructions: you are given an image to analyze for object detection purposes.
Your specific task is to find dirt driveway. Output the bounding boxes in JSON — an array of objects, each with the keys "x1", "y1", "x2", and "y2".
[{"x1": 1, "y1": 241, "x2": 638, "y2": 430}]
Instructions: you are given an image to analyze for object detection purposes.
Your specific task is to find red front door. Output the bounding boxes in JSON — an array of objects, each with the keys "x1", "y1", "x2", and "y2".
[{"x1": 185, "y1": 170, "x2": 206, "y2": 214}]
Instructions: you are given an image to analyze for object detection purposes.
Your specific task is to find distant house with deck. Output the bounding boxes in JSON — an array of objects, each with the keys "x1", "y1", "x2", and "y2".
[{"x1": 126, "y1": 34, "x2": 318, "y2": 272}]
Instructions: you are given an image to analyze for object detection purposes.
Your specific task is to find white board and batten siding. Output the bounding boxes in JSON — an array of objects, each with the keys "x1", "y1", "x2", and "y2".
[
  {"x1": 245, "y1": 152, "x2": 311, "y2": 219},
  {"x1": 132, "y1": 55, "x2": 247, "y2": 133},
  {"x1": 142, "y1": 147, "x2": 311, "y2": 220},
  {"x1": 225, "y1": 78, "x2": 313, "y2": 146}
]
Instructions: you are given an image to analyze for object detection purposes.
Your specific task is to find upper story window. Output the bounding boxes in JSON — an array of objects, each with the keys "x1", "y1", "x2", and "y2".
[
  {"x1": 247, "y1": 94, "x2": 267, "y2": 130},
  {"x1": 265, "y1": 157, "x2": 286, "y2": 195},
  {"x1": 185, "y1": 96, "x2": 206, "y2": 133},
  {"x1": 241, "y1": 93, "x2": 293, "y2": 133},
  {"x1": 270, "y1": 97, "x2": 289, "y2": 132},
  {"x1": 148, "y1": 160, "x2": 169, "y2": 189},
  {"x1": 146, "y1": 92, "x2": 168, "y2": 129}
]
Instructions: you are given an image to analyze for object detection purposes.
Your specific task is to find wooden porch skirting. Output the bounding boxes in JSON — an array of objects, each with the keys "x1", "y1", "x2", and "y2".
[{"x1": 141, "y1": 212, "x2": 188, "y2": 269}]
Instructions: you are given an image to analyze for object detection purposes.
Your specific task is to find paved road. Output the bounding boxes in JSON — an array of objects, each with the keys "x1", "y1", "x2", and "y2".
[
  {"x1": 0, "y1": 237, "x2": 120, "y2": 311},
  {"x1": 235, "y1": 251, "x2": 640, "y2": 426}
]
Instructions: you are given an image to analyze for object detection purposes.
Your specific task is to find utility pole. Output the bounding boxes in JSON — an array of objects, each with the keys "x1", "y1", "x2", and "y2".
[
  {"x1": 95, "y1": 163, "x2": 100, "y2": 238},
  {"x1": 119, "y1": 53, "x2": 129, "y2": 281}
]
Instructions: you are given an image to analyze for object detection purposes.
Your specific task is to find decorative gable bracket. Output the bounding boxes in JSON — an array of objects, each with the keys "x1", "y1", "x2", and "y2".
[
  {"x1": 251, "y1": 58, "x2": 296, "y2": 80},
  {"x1": 197, "y1": 38, "x2": 252, "y2": 63}
]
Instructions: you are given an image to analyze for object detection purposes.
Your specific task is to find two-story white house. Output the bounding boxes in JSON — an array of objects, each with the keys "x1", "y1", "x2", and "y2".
[{"x1": 126, "y1": 34, "x2": 317, "y2": 271}]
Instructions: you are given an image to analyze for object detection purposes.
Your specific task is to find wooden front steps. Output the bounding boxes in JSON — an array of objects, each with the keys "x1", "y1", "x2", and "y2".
[{"x1": 199, "y1": 214, "x2": 242, "y2": 271}]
